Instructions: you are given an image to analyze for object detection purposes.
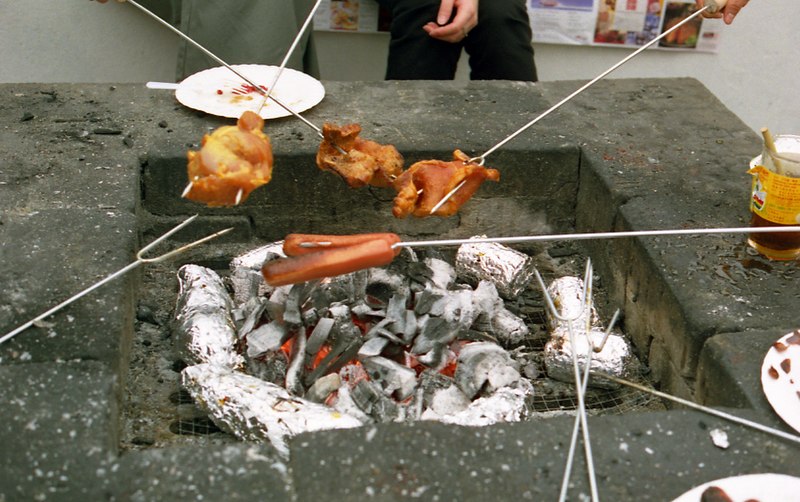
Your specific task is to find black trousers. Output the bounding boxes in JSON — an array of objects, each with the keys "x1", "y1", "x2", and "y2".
[{"x1": 379, "y1": 0, "x2": 537, "y2": 81}]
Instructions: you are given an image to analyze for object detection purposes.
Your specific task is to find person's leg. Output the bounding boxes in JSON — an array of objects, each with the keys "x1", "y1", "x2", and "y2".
[
  {"x1": 464, "y1": 0, "x2": 537, "y2": 81},
  {"x1": 383, "y1": 0, "x2": 463, "y2": 80}
]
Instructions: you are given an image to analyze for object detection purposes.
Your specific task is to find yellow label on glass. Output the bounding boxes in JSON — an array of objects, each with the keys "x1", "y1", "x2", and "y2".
[{"x1": 748, "y1": 165, "x2": 800, "y2": 224}]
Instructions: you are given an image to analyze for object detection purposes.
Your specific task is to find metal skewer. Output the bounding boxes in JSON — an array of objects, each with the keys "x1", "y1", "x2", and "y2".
[
  {"x1": 256, "y1": 0, "x2": 324, "y2": 115},
  {"x1": 0, "y1": 215, "x2": 232, "y2": 346},
  {"x1": 295, "y1": 225, "x2": 800, "y2": 251},
  {"x1": 391, "y1": 225, "x2": 800, "y2": 250},
  {"x1": 429, "y1": 0, "x2": 724, "y2": 213},
  {"x1": 602, "y1": 374, "x2": 800, "y2": 446},
  {"x1": 534, "y1": 262, "x2": 601, "y2": 501}
]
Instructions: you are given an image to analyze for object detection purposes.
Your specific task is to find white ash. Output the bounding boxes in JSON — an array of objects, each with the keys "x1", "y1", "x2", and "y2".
[
  {"x1": 182, "y1": 363, "x2": 363, "y2": 457},
  {"x1": 245, "y1": 320, "x2": 289, "y2": 359},
  {"x1": 455, "y1": 342, "x2": 522, "y2": 399},
  {"x1": 421, "y1": 380, "x2": 533, "y2": 426},
  {"x1": 228, "y1": 242, "x2": 285, "y2": 305},
  {"x1": 424, "y1": 257, "x2": 456, "y2": 290},
  {"x1": 174, "y1": 265, "x2": 244, "y2": 370}
]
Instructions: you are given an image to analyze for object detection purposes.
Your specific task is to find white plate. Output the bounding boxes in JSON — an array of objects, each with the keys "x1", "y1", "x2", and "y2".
[
  {"x1": 671, "y1": 473, "x2": 800, "y2": 501},
  {"x1": 761, "y1": 330, "x2": 800, "y2": 434},
  {"x1": 174, "y1": 64, "x2": 325, "y2": 119}
]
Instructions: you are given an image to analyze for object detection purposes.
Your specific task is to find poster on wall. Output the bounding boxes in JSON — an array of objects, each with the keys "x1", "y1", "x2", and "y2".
[
  {"x1": 314, "y1": 0, "x2": 722, "y2": 52},
  {"x1": 530, "y1": 0, "x2": 722, "y2": 51},
  {"x1": 313, "y1": 0, "x2": 390, "y2": 33}
]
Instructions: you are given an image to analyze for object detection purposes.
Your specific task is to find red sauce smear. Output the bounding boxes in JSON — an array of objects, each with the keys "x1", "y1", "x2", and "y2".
[{"x1": 231, "y1": 83, "x2": 269, "y2": 96}]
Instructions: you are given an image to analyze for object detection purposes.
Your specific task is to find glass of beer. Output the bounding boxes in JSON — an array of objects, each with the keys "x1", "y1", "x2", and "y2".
[{"x1": 747, "y1": 135, "x2": 800, "y2": 260}]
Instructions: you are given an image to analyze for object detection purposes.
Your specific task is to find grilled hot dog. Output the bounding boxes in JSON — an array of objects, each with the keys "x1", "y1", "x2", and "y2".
[
  {"x1": 263, "y1": 238, "x2": 397, "y2": 286},
  {"x1": 283, "y1": 232, "x2": 401, "y2": 256}
]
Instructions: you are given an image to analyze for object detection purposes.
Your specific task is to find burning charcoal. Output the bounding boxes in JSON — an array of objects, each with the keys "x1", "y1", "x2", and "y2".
[
  {"x1": 182, "y1": 363, "x2": 363, "y2": 457},
  {"x1": 305, "y1": 373, "x2": 341, "y2": 403},
  {"x1": 284, "y1": 281, "x2": 317, "y2": 326},
  {"x1": 245, "y1": 320, "x2": 289, "y2": 358},
  {"x1": 423, "y1": 257, "x2": 456, "y2": 290},
  {"x1": 306, "y1": 317, "x2": 334, "y2": 357},
  {"x1": 235, "y1": 297, "x2": 268, "y2": 339},
  {"x1": 304, "y1": 332, "x2": 361, "y2": 386},
  {"x1": 545, "y1": 276, "x2": 600, "y2": 332},
  {"x1": 455, "y1": 342, "x2": 521, "y2": 399},
  {"x1": 351, "y1": 379, "x2": 402, "y2": 422},
  {"x1": 174, "y1": 265, "x2": 244, "y2": 370},
  {"x1": 358, "y1": 336, "x2": 390, "y2": 357},
  {"x1": 430, "y1": 288, "x2": 477, "y2": 329},
  {"x1": 455, "y1": 237, "x2": 536, "y2": 299},
  {"x1": 418, "y1": 369, "x2": 457, "y2": 405},
  {"x1": 543, "y1": 329, "x2": 633, "y2": 389},
  {"x1": 422, "y1": 380, "x2": 533, "y2": 426},
  {"x1": 411, "y1": 316, "x2": 459, "y2": 355},
  {"x1": 425, "y1": 385, "x2": 471, "y2": 416},
  {"x1": 227, "y1": 268, "x2": 263, "y2": 306},
  {"x1": 228, "y1": 241, "x2": 285, "y2": 303},
  {"x1": 398, "y1": 309, "x2": 418, "y2": 344},
  {"x1": 366, "y1": 318, "x2": 404, "y2": 345},
  {"x1": 473, "y1": 307, "x2": 530, "y2": 347},
  {"x1": 403, "y1": 260, "x2": 434, "y2": 286},
  {"x1": 285, "y1": 331, "x2": 307, "y2": 395},
  {"x1": 360, "y1": 356, "x2": 418, "y2": 400},
  {"x1": 385, "y1": 293, "x2": 409, "y2": 332},
  {"x1": 414, "y1": 287, "x2": 443, "y2": 316},
  {"x1": 366, "y1": 268, "x2": 411, "y2": 303},
  {"x1": 416, "y1": 343, "x2": 452, "y2": 370},
  {"x1": 247, "y1": 350, "x2": 288, "y2": 386}
]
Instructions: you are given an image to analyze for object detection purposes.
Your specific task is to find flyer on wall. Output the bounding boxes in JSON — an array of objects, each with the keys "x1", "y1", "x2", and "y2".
[
  {"x1": 313, "y1": 0, "x2": 722, "y2": 53},
  {"x1": 530, "y1": 0, "x2": 722, "y2": 52},
  {"x1": 313, "y1": 0, "x2": 390, "y2": 33}
]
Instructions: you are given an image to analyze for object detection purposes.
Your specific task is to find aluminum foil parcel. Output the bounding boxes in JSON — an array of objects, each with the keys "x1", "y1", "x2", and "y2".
[
  {"x1": 543, "y1": 275, "x2": 632, "y2": 389},
  {"x1": 455, "y1": 237, "x2": 536, "y2": 299},
  {"x1": 174, "y1": 264, "x2": 244, "y2": 370}
]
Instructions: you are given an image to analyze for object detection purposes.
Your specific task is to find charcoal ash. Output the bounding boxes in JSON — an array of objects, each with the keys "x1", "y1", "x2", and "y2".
[{"x1": 175, "y1": 238, "x2": 645, "y2": 449}]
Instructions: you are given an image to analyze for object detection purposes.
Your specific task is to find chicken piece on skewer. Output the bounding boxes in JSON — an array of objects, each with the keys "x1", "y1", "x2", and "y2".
[
  {"x1": 316, "y1": 123, "x2": 404, "y2": 188},
  {"x1": 392, "y1": 150, "x2": 500, "y2": 218},
  {"x1": 185, "y1": 110, "x2": 274, "y2": 207}
]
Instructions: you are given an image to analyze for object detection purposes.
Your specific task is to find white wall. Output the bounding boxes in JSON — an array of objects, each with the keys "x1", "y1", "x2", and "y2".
[{"x1": 2, "y1": 0, "x2": 797, "y2": 135}]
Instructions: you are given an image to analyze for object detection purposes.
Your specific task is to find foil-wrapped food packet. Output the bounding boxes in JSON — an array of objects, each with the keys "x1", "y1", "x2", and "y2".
[{"x1": 455, "y1": 237, "x2": 536, "y2": 299}]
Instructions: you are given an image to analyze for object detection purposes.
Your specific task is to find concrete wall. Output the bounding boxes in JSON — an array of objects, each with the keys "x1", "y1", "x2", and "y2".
[{"x1": 2, "y1": 0, "x2": 798, "y2": 135}]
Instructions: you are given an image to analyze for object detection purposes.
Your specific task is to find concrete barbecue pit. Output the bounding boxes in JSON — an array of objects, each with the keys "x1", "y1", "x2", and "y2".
[{"x1": 1, "y1": 79, "x2": 798, "y2": 500}]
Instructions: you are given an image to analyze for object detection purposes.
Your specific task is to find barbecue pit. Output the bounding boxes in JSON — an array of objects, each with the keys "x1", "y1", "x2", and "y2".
[{"x1": 1, "y1": 79, "x2": 797, "y2": 500}]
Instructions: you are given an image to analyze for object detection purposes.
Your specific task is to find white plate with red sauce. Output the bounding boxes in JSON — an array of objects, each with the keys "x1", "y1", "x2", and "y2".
[
  {"x1": 761, "y1": 330, "x2": 800, "y2": 434},
  {"x1": 671, "y1": 473, "x2": 800, "y2": 501},
  {"x1": 174, "y1": 64, "x2": 325, "y2": 119}
]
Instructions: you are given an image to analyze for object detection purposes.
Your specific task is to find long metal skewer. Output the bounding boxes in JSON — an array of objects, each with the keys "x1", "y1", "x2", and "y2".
[
  {"x1": 430, "y1": 1, "x2": 722, "y2": 214},
  {"x1": 294, "y1": 225, "x2": 800, "y2": 251},
  {"x1": 535, "y1": 263, "x2": 601, "y2": 501},
  {"x1": 126, "y1": 0, "x2": 325, "y2": 139},
  {"x1": 0, "y1": 215, "x2": 232, "y2": 346},
  {"x1": 256, "y1": 0, "x2": 324, "y2": 115},
  {"x1": 602, "y1": 373, "x2": 800, "y2": 446}
]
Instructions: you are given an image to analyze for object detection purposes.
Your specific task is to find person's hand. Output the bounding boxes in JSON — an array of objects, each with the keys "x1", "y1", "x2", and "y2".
[
  {"x1": 696, "y1": 0, "x2": 749, "y2": 25},
  {"x1": 422, "y1": 0, "x2": 479, "y2": 43}
]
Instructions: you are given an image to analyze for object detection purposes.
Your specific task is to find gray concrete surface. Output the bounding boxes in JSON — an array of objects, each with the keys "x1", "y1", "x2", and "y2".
[{"x1": 0, "y1": 79, "x2": 798, "y2": 501}]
